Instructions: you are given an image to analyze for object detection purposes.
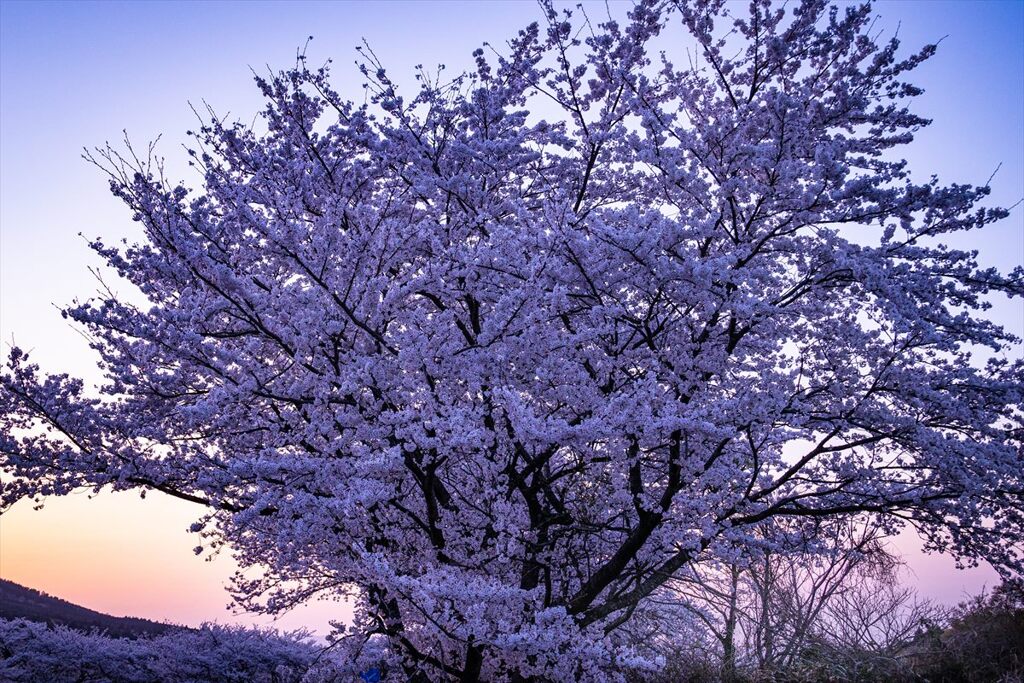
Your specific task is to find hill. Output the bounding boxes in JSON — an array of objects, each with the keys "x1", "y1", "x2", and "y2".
[{"x1": 0, "y1": 578, "x2": 183, "y2": 638}]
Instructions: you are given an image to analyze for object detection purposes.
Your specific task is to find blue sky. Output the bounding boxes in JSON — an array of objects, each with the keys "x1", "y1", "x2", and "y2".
[{"x1": 1, "y1": 0, "x2": 1021, "y2": 633}]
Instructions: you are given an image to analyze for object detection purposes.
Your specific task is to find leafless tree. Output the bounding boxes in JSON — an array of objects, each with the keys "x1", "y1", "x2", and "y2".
[
  {"x1": 799, "y1": 573, "x2": 948, "y2": 681},
  {"x1": 664, "y1": 520, "x2": 945, "y2": 681}
]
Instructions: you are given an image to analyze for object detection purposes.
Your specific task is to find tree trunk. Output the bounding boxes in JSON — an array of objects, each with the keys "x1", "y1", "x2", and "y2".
[
  {"x1": 460, "y1": 642, "x2": 484, "y2": 683},
  {"x1": 722, "y1": 564, "x2": 741, "y2": 682}
]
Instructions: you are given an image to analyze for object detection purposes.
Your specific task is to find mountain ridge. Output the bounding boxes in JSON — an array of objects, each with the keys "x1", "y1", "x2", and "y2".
[{"x1": 0, "y1": 578, "x2": 186, "y2": 638}]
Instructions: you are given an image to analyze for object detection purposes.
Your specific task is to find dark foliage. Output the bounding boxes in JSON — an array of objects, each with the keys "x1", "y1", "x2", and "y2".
[
  {"x1": 911, "y1": 582, "x2": 1024, "y2": 683},
  {"x1": 0, "y1": 579, "x2": 180, "y2": 639}
]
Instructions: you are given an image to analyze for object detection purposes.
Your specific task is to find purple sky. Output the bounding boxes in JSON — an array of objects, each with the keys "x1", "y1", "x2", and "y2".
[{"x1": 1, "y1": 1, "x2": 1021, "y2": 634}]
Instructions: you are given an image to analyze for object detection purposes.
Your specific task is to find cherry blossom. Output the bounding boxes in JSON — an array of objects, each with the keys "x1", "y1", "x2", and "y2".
[{"x1": 2, "y1": 1, "x2": 1021, "y2": 679}]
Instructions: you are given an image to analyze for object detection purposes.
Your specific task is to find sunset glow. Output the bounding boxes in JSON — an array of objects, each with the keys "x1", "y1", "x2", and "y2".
[{"x1": 1, "y1": 0, "x2": 1021, "y2": 644}]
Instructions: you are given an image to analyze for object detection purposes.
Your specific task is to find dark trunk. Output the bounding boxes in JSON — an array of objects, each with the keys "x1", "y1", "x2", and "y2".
[{"x1": 459, "y1": 642, "x2": 484, "y2": 683}]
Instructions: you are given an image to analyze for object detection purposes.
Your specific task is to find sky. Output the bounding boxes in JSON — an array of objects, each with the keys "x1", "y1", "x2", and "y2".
[{"x1": 0, "y1": 0, "x2": 1021, "y2": 636}]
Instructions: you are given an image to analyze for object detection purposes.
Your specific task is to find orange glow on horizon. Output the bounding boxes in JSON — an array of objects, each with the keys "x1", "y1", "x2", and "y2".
[
  {"x1": 0, "y1": 487, "x2": 999, "y2": 634},
  {"x1": 0, "y1": 491, "x2": 349, "y2": 635}
]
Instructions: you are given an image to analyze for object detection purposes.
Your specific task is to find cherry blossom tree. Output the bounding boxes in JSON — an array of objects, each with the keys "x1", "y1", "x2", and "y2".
[{"x1": 2, "y1": 0, "x2": 1022, "y2": 679}]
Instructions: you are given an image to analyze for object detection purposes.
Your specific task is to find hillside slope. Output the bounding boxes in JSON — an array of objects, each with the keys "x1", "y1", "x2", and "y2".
[{"x1": 0, "y1": 578, "x2": 182, "y2": 638}]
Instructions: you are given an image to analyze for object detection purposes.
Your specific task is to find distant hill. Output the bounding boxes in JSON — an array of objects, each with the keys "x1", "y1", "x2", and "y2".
[{"x1": 0, "y1": 578, "x2": 184, "y2": 638}]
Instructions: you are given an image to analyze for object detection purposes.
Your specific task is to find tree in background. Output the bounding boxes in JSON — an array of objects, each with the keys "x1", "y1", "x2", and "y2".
[
  {"x1": 809, "y1": 560, "x2": 947, "y2": 681},
  {"x1": 912, "y1": 581, "x2": 1024, "y2": 683},
  {"x1": 0, "y1": 620, "x2": 321, "y2": 683},
  {"x1": 2, "y1": 0, "x2": 1021, "y2": 679},
  {"x1": 661, "y1": 521, "x2": 948, "y2": 681}
]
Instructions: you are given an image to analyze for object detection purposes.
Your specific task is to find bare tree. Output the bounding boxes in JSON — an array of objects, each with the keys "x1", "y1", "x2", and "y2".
[
  {"x1": 666, "y1": 520, "x2": 928, "y2": 680},
  {"x1": 807, "y1": 574, "x2": 948, "y2": 681}
]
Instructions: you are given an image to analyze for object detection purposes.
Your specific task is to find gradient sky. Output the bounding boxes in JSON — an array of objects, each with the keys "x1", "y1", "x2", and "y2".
[{"x1": 1, "y1": 0, "x2": 1021, "y2": 636}]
